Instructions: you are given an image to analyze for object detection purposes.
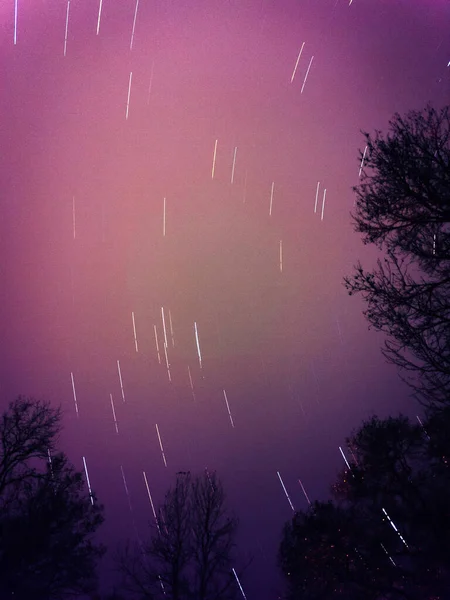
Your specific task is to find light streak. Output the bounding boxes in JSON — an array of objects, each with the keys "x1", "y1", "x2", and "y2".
[
  {"x1": 231, "y1": 147, "x2": 237, "y2": 184},
  {"x1": 300, "y1": 55, "x2": 314, "y2": 94},
  {"x1": 163, "y1": 197, "x2": 166, "y2": 237},
  {"x1": 223, "y1": 390, "x2": 235, "y2": 428},
  {"x1": 70, "y1": 372, "x2": 79, "y2": 417},
  {"x1": 161, "y1": 307, "x2": 168, "y2": 348},
  {"x1": 14, "y1": 0, "x2": 18, "y2": 45},
  {"x1": 117, "y1": 360, "x2": 125, "y2": 402},
  {"x1": 154, "y1": 325, "x2": 161, "y2": 364},
  {"x1": 188, "y1": 366, "x2": 196, "y2": 400},
  {"x1": 339, "y1": 446, "x2": 351, "y2": 470},
  {"x1": 168, "y1": 309, "x2": 175, "y2": 347},
  {"x1": 359, "y1": 145, "x2": 368, "y2": 177},
  {"x1": 269, "y1": 181, "x2": 274, "y2": 216},
  {"x1": 47, "y1": 449, "x2": 54, "y2": 480},
  {"x1": 130, "y1": 0, "x2": 139, "y2": 50},
  {"x1": 232, "y1": 568, "x2": 247, "y2": 600},
  {"x1": 277, "y1": 471, "x2": 295, "y2": 512},
  {"x1": 96, "y1": 0, "x2": 103, "y2": 35},
  {"x1": 143, "y1": 471, "x2": 160, "y2": 532},
  {"x1": 243, "y1": 169, "x2": 248, "y2": 203},
  {"x1": 110, "y1": 393, "x2": 119, "y2": 434},
  {"x1": 163, "y1": 343, "x2": 172, "y2": 382},
  {"x1": 82, "y1": 456, "x2": 94, "y2": 505},
  {"x1": 279, "y1": 240, "x2": 283, "y2": 273},
  {"x1": 156, "y1": 424, "x2": 167, "y2": 467},
  {"x1": 194, "y1": 321, "x2": 202, "y2": 369},
  {"x1": 147, "y1": 61, "x2": 154, "y2": 104},
  {"x1": 433, "y1": 233, "x2": 436, "y2": 255},
  {"x1": 120, "y1": 465, "x2": 134, "y2": 514},
  {"x1": 211, "y1": 139, "x2": 218, "y2": 179},
  {"x1": 63, "y1": 1, "x2": 70, "y2": 57},
  {"x1": 131, "y1": 311, "x2": 138, "y2": 352},
  {"x1": 290, "y1": 42, "x2": 305, "y2": 83},
  {"x1": 382, "y1": 507, "x2": 409, "y2": 549},
  {"x1": 72, "y1": 196, "x2": 76, "y2": 239},
  {"x1": 314, "y1": 181, "x2": 320, "y2": 213},
  {"x1": 380, "y1": 542, "x2": 396, "y2": 566},
  {"x1": 298, "y1": 478, "x2": 311, "y2": 505},
  {"x1": 321, "y1": 188, "x2": 326, "y2": 221},
  {"x1": 126, "y1": 71, "x2": 132, "y2": 120}
]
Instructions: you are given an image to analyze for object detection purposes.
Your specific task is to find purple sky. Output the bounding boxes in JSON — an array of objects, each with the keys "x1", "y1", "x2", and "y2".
[{"x1": 1, "y1": 0, "x2": 449, "y2": 597}]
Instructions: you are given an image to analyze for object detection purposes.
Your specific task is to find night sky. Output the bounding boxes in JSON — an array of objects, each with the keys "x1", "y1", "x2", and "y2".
[{"x1": 1, "y1": 1, "x2": 449, "y2": 597}]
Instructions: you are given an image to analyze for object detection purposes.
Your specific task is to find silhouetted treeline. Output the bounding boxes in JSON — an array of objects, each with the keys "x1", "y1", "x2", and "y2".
[{"x1": 279, "y1": 105, "x2": 450, "y2": 599}]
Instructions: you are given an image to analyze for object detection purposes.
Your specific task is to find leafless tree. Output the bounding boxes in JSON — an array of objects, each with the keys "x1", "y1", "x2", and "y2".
[
  {"x1": 118, "y1": 471, "x2": 243, "y2": 600},
  {"x1": 344, "y1": 105, "x2": 450, "y2": 409},
  {"x1": 0, "y1": 396, "x2": 105, "y2": 599}
]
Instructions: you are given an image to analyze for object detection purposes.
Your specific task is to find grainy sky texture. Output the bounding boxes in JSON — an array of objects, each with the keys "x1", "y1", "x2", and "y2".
[{"x1": 1, "y1": 0, "x2": 449, "y2": 597}]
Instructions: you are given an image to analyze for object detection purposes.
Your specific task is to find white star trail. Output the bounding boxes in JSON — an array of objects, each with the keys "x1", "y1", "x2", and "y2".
[
  {"x1": 82, "y1": 456, "x2": 94, "y2": 505},
  {"x1": 339, "y1": 446, "x2": 351, "y2": 470},
  {"x1": 126, "y1": 71, "x2": 132, "y2": 120},
  {"x1": 131, "y1": 311, "x2": 139, "y2": 353},
  {"x1": 130, "y1": 0, "x2": 139, "y2": 50},
  {"x1": 120, "y1": 465, "x2": 134, "y2": 515},
  {"x1": 382, "y1": 507, "x2": 409, "y2": 549},
  {"x1": 314, "y1": 181, "x2": 320, "y2": 213},
  {"x1": 223, "y1": 390, "x2": 235, "y2": 428},
  {"x1": 300, "y1": 56, "x2": 314, "y2": 94},
  {"x1": 380, "y1": 542, "x2": 397, "y2": 567},
  {"x1": 298, "y1": 478, "x2": 311, "y2": 505},
  {"x1": 161, "y1": 307, "x2": 168, "y2": 348},
  {"x1": 194, "y1": 321, "x2": 203, "y2": 369},
  {"x1": 147, "y1": 61, "x2": 154, "y2": 104},
  {"x1": 168, "y1": 309, "x2": 175, "y2": 347},
  {"x1": 70, "y1": 372, "x2": 79, "y2": 417},
  {"x1": 163, "y1": 197, "x2": 166, "y2": 237},
  {"x1": 154, "y1": 325, "x2": 161, "y2": 364},
  {"x1": 155, "y1": 424, "x2": 167, "y2": 467},
  {"x1": 231, "y1": 146, "x2": 237, "y2": 184},
  {"x1": 277, "y1": 471, "x2": 295, "y2": 512},
  {"x1": 232, "y1": 568, "x2": 248, "y2": 600},
  {"x1": 279, "y1": 240, "x2": 283, "y2": 273},
  {"x1": 359, "y1": 145, "x2": 368, "y2": 177},
  {"x1": 143, "y1": 471, "x2": 160, "y2": 532},
  {"x1": 14, "y1": 0, "x2": 18, "y2": 45},
  {"x1": 63, "y1": 1, "x2": 70, "y2": 57},
  {"x1": 269, "y1": 181, "x2": 274, "y2": 216},
  {"x1": 163, "y1": 343, "x2": 172, "y2": 383},
  {"x1": 96, "y1": 0, "x2": 103, "y2": 35},
  {"x1": 188, "y1": 366, "x2": 196, "y2": 400},
  {"x1": 290, "y1": 42, "x2": 305, "y2": 83},
  {"x1": 117, "y1": 359, "x2": 125, "y2": 402},
  {"x1": 211, "y1": 139, "x2": 218, "y2": 179},
  {"x1": 72, "y1": 196, "x2": 76, "y2": 239},
  {"x1": 321, "y1": 188, "x2": 327, "y2": 221},
  {"x1": 110, "y1": 394, "x2": 119, "y2": 434}
]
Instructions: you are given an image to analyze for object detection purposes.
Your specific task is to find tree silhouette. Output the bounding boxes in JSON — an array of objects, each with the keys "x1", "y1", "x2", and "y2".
[
  {"x1": 279, "y1": 414, "x2": 450, "y2": 600},
  {"x1": 344, "y1": 105, "x2": 450, "y2": 409},
  {"x1": 118, "y1": 471, "x2": 243, "y2": 600},
  {"x1": 0, "y1": 396, "x2": 105, "y2": 599}
]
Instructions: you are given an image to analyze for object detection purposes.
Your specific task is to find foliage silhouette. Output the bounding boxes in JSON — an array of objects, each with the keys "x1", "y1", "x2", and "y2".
[
  {"x1": 344, "y1": 105, "x2": 450, "y2": 409},
  {"x1": 118, "y1": 470, "x2": 245, "y2": 600},
  {"x1": 0, "y1": 396, "x2": 105, "y2": 599}
]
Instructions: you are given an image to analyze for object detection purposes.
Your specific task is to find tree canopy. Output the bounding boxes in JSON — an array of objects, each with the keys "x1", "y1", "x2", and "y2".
[
  {"x1": 118, "y1": 470, "x2": 244, "y2": 600},
  {"x1": 0, "y1": 396, "x2": 105, "y2": 599},
  {"x1": 345, "y1": 105, "x2": 450, "y2": 409},
  {"x1": 279, "y1": 414, "x2": 450, "y2": 600}
]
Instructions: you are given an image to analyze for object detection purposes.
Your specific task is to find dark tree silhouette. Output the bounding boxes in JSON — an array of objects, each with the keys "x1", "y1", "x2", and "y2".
[
  {"x1": 279, "y1": 415, "x2": 450, "y2": 600},
  {"x1": 118, "y1": 471, "x2": 243, "y2": 600},
  {"x1": 0, "y1": 396, "x2": 105, "y2": 599},
  {"x1": 344, "y1": 105, "x2": 450, "y2": 409}
]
